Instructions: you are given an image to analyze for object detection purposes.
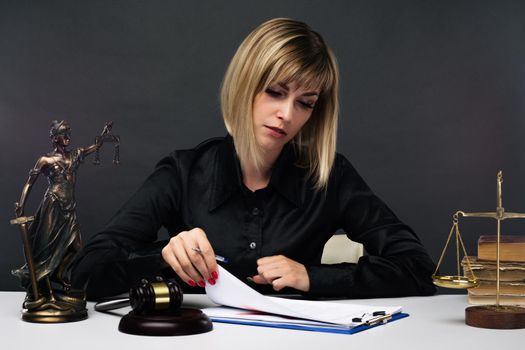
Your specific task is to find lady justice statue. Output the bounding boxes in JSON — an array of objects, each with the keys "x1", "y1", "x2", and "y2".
[{"x1": 11, "y1": 120, "x2": 119, "y2": 322}]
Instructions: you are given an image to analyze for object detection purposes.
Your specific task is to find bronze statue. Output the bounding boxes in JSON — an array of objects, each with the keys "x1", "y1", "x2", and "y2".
[{"x1": 11, "y1": 120, "x2": 119, "y2": 322}]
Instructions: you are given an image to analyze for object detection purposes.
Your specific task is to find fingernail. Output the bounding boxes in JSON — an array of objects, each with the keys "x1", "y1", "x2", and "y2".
[
  {"x1": 208, "y1": 278, "x2": 216, "y2": 285},
  {"x1": 188, "y1": 280, "x2": 196, "y2": 287},
  {"x1": 211, "y1": 271, "x2": 218, "y2": 279},
  {"x1": 198, "y1": 280, "x2": 206, "y2": 288}
]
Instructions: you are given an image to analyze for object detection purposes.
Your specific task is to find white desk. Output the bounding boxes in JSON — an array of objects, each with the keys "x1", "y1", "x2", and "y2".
[{"x1": 1, "y1": 292, "x2": 523, "y2": 350}]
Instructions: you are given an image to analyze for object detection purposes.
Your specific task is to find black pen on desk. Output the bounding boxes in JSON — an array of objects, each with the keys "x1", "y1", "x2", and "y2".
[{"x1": 191, "y1": 247, "x2": 229, "y2": 263}]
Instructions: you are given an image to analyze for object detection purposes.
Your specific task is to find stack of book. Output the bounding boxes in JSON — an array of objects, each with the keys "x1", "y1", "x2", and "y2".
[{"x1": 462, "y1": 235, "x2": 525, "y2": 305}]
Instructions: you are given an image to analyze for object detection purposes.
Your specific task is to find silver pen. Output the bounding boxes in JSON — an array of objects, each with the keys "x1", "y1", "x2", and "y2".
[{"x1": 191, "y1": 247, "x2": 229, "y2": 263}]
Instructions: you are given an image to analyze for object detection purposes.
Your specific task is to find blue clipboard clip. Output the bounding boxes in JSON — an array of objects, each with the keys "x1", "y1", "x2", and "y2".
[
  {"x1": 365, "y1": 313, "x2": 392, "y2": 326},
  {"x1": 348, "y1": 312, "x2": 408, "y2": 335},
  {"x1": 352, "y1": 311, "x2": 392, "y2": 326}
]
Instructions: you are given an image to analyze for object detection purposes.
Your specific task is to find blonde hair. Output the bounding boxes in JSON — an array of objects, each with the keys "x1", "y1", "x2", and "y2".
[{"x1": 220, "y1": 18, "x2": 339, "y2": 190}]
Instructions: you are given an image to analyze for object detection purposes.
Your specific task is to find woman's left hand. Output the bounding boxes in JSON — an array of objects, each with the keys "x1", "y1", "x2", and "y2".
[{"x1": 251, "y1": 255, "x2": 310, "y2": 292}]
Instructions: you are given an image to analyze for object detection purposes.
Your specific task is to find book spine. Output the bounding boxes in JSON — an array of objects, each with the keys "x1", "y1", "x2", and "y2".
[
  {"x1": 478, "y1": 240, "x2": 525, "y2": 262},
  {"x1": 467, "y1": 294, "x2": 525, "y2": 306}
]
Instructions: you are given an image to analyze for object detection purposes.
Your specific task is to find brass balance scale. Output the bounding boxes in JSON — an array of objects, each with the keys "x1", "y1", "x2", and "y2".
[{"x1": 433, "y1": 171, "x2": 525, "y2": 328}]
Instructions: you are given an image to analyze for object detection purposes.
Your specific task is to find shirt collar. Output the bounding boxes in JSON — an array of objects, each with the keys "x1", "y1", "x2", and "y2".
[
  {"x1": 208, "y1": 135, "x2": 242, "y2": 212},
  {"x1": 208, "y1": 135, "x2": 302, "y2": 212},
  {"x1": 268, "y1": 142, "x2": 302, "y2": 207}
]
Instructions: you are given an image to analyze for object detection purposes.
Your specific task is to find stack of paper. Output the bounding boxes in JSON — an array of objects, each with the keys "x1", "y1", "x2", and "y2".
[{"x1": 203, "y1": 266, "x2": 406, "y2": 334}]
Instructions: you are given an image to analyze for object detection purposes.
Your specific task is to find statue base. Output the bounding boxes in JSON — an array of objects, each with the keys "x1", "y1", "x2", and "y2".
[
  {"x1": 119, "y1": 308, "x2": 213, "y2": 336},
  {"x1": 22, "y1": 303, "x2": 88, "y2": 323},
  {"x1": 466, "y1": 305, "x2": 525, "y2": 329},
  {"x1": 21, "y1": 290, "x2": 88, "y2": 323}
]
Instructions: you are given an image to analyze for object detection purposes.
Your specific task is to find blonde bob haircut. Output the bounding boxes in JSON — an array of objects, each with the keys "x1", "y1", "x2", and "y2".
[{"x1": 221, "y1": 18, "x2": 339, "y2": 190}]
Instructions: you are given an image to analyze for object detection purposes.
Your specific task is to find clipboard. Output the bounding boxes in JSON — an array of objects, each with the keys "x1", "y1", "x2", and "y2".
[{"x1": 204, "y1": 306, "x2": 409, "y2": 334}]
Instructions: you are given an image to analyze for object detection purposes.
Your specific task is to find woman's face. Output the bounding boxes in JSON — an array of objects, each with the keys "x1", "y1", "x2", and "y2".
[{"x1": 252, "y1": 81, "x2": 319, "y2": 156}]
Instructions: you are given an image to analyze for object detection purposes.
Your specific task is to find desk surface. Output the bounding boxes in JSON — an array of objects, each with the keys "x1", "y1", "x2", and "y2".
[{"x1": 1, "y1": 292, "x2": 523, "y2": 350}]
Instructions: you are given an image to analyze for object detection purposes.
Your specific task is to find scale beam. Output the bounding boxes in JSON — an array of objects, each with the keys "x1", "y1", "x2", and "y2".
[{"x1": 458, "y1": 211, "x2": 525, "y2": 220}]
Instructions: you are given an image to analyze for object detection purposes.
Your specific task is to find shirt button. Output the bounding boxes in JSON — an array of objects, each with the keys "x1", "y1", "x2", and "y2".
[
  {"x1": 252, "y1": 207, "x2": 260, "y2": 216},
  {"x1": 249, "y1": 242, "x2": 257, "y2": 249}
]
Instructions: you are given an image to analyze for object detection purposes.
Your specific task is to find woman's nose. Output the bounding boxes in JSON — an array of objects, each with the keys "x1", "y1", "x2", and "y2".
[{"x1": 276, "y1": 98, "x2": 294, "y2": 121}]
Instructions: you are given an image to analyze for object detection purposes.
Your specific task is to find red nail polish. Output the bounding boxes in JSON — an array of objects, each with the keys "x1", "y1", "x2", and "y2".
[
  {"x1": 211, "y1": 271, "x2": 218, "y2": 280},
  {"x1": 188, "y1": 280, "x2": 196, "y2": 287},
  {"x1": 198, "y1": 280, "x2": 206, "y2": 288},
  {"x1": 208, "y1": 278, "x2": 216, "y2": 285}
]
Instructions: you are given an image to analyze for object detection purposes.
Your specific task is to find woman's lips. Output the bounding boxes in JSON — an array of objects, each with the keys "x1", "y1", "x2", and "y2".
[{"x1": 265, "y1": 125, "x2": 287, "y2": 137}]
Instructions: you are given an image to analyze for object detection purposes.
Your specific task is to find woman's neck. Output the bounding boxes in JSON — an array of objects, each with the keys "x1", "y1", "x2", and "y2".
[{"x1": 241, "y1": 149, "x2": 280, "y2": 192}]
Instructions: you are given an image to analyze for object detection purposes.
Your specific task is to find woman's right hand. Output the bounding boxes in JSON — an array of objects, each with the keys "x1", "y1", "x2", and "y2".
[{"x1": 161, "y1": 227, "x2": 218, "y2": 288}]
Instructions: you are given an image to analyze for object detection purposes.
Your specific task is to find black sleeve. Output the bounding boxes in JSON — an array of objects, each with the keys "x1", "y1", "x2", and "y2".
[
  {"x1": 306, "y1": 156, "x2": 437, "y2": 298},
  {"x1": 71, "y1": 155, "x2": 182, "y2": 299}
]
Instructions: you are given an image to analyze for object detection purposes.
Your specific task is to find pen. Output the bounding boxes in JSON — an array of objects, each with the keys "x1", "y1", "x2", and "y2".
[{"x1": 191, "y1": 247, "x2": 229, "y2": 263}]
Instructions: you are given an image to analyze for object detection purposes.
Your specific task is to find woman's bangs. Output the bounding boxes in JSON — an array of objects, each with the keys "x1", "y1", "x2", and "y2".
[{"x1": 265, "y1": 54, "x2": 333, "y2": 93}]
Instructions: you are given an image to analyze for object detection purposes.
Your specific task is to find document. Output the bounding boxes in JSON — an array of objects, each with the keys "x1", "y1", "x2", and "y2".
[{"x1": 204, "y1": 266, "x2": 404, "y2": 331}]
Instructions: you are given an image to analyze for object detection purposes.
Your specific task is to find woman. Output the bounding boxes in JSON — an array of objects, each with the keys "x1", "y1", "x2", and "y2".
[
  {"x1": 13, "y1": 120, "x2": 110, "y2": 308},
  {"x1": 72, "y1": 18, "x2": 436, "y2": 299}
]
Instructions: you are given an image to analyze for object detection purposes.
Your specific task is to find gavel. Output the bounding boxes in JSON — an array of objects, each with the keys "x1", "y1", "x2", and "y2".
[
  {"x1": 95, "y1": 276, "x2": 183, "y2": 315},
  {"x1": 94, "y1": 276, "x2": 212, "y2": 336}
]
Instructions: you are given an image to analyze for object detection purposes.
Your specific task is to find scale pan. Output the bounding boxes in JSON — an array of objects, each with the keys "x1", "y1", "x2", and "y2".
[{"x1": 433, "y1": 275, "x2": 478, "y2": 289}]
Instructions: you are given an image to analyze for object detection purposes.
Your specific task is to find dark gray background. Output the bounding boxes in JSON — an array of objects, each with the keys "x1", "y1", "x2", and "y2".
[{"x1": 2, "y1": 0, "x2": 525, "y2": 293}]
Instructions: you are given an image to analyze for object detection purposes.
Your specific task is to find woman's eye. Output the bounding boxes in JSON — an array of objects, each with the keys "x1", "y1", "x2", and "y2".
[
  {"x1": 265, "y1": 88, "x2": 282, "y2": 97},
  {"x1": 299, "y1": 101, "x2": 314, "y2": 109}
]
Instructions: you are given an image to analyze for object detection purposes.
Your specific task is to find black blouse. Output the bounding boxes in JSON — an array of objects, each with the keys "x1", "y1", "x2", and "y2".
[{"x1": 72, "y1": 135, "x2": 436, "y2": 299}]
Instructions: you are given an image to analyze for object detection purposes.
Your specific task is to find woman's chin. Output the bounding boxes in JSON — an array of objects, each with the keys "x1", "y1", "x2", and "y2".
[{"x1": 258, "y1": 139, "x2": 285, "y2": 154}]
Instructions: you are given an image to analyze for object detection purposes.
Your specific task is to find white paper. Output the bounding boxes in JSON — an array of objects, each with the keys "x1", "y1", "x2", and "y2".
[
  {"x1": 202, "y1": 306, "x2": 351, "y2": 330},
  {"x1": 205, "y1": 266, "x2": 401, "y2": 326}
]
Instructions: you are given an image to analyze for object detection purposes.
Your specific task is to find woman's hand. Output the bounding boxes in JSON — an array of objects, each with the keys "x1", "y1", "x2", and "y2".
[
  {"x1": 161, "y1": 227, "x2": 218, "y2": 288},
  {"x1": 251, "y1": 255, "x2": 310, "y2": 292}
]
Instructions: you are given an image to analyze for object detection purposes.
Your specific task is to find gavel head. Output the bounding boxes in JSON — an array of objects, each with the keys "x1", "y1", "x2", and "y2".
[{"x1": 129, "y1": 277, "x2": 183, "y2": 315}]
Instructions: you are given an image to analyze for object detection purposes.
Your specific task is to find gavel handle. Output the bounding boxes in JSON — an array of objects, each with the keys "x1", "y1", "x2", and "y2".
[{"x1": 94, "y1": 296, "x2": 130, "y2": 312}]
